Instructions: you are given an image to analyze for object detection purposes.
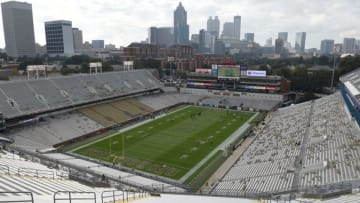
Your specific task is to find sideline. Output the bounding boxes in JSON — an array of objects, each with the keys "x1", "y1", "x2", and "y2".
[
  {"x1": 178, "y1": 112, "x2": 259, "y2": 182},
  {"x1": 69, "y1": 105, "x2": 191, "y2": 153}
]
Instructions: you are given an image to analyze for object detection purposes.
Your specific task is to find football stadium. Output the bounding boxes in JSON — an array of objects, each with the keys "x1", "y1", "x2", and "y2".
[{"x1": 0, "y1": 67, "x2": 360, "y2": 203}]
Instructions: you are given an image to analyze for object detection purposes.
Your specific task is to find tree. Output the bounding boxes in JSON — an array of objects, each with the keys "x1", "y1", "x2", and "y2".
[
  {"x1": 17, "y1": 56, "x2": 44, "y2": 71},
  {"x1": 102, "y1": 62, "x2": 113, "y2": 72},
  {"x1": 318, "y1": 55, "x2": 330, "y2": 65},
  {"x1": 65, "y1": 55, "x2": 90, "y2": 65},
  {"x1": 80, "y1": 63, "x2": 89, "y2": 73}
]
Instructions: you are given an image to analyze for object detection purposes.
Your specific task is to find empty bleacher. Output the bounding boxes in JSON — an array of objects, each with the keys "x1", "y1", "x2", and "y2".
[
  {"x1": 8, "y1": 112, "x2": 103, "y2": 151},
  {"x1": 180, "y1": 88, "x2": 282, "y2": 111},
  {"x1": 212, "y1": 92, "x2": 360, "y2": 196},
  {"x1": 27, "y1": 79, "x2": 72, "y2": 108},
  {"x1": 0, "y1": 69, "x2": 160, "y2": 119},
  {"x1": 79, "y1": 98, "x2": 153, "y2": 127},
  {"x1": 0, "y1": 150, "x2": 150, "y2": 203}
]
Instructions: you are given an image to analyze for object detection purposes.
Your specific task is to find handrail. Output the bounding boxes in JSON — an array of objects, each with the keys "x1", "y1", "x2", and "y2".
[
  {"x1": 101, "y1": 190, "x2": 148, "y2": 203},
  {"x1": 0, "y1": 192, "x2": 34, "y2": 203},
  {"x1": 101, "y1": 190, "x2": 124, "y2": 203},
  {"x1": 0, "y1": 164, "x2": 10, "y2": 174},
  {"x1": 18, "y1": 167, "x2": 55, "y2": 179},
  {"x1": 53, "y1": 191, "x2": 96, "y2": 203}
]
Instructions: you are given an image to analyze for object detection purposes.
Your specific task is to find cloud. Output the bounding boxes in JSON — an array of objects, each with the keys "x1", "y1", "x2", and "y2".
[{"x1": 0, "y1": 0, "x2": 359, "y2": 49}]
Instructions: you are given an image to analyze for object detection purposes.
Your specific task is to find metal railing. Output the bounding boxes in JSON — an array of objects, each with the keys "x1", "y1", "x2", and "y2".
[
  {"x1": 101, "y1": 190, "x2": 148, "y2": 203},
  {"x1": 0, "y1": 164, "x2": 10, "y2": 174},
  {"x1": 18, "y1": 167, "x2": 55, "y2": 179},
  {"x1": 0, "y1": 192, "x2": 34, "y2": 203},
  {"x1": 54, "y1": 191, "x2": 96, "y2": 203}
]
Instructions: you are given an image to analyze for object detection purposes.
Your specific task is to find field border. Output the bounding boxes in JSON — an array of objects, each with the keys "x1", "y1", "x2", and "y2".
[
  {"x1": 68, "y1": 105, "x2": 192, "y2": 153},
  {"x1": 178, "y1": 112, "x2": 258, "y2": 182},
  {"x1": 68, "y1": 105, "x2": 258, "y2": 186}
]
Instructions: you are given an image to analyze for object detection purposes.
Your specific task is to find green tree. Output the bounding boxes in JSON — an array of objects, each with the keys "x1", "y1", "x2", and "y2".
[
  {"x1": 102, "y1": 62, "x2": 113, "y2": 72},
  {"x1": 80, "y1": 63, "x2": 89, "y2": 73}
]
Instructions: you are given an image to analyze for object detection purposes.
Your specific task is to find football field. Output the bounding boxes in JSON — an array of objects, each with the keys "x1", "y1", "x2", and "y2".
[{"x1": 72, "y1": 106, "x2": 254, "y2": 180}]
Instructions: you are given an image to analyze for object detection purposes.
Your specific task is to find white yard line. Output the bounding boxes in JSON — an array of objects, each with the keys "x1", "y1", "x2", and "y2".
[
  {"x1": 70, "y1": 105, "x2": 259, "y2": 184},
  {"x1": 69, "y1": 105, "x2": 191, "y2": 153},
  {"x1": 178, "y1": 112, "x2": 259, "y2": 182}
]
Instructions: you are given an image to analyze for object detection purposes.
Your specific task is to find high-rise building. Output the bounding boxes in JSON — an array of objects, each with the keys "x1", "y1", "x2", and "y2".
[
  {"x1": 105, "y1": 44, "x2": 116, "y2": 50},
  {"x1": 148, "y1": 27, "x2": 174, "y2": 47},
  {"x1": 215, "y1": 39, "x2": 225, "y2": 55},
  {"x1": 275, "y1": 38, "x2": 284, "y2": 55},
  {"x1": 320, "y1": 39, "x2": 334, "y2": 55},
  {"x1": 265, "y1": 38, "x2": 273, "y2": 47},
  {"x1": 92, "y1": 40, "x2": 105, "y2": 49},
  {"x1": 199, "y1": 29, "x2": 215, "y2": 53},
  {"x1": 191, "y1": 34, "x2": 199, "y2": 44},
  {"x1": 83, "y1": 41, "x2": 91, "y2": 49},
  {"x1": 157, "y1": 27, "x2": 174, "y2": 47},
  {"x1": 148, "y1": 27, "x2": 158, "y2": 44},
  {"x1": 221, "y1": 22, "x2": 234, "y2": 39},
  {"x1": 174, "y1": 2, "x2": 189, "y2": 44},
  {"x1": 199, "y1": 29, "x2": 206, "y2": 52},
  {"x1": 45, "y1": 20, "x2": 74, "y2": 56},
  {"x1": 233, "y1": 16, "x2": 241, "y2": 40},
  {"x1": 355, "y1": 40, "x2": 360, "y2": 54},
  {"x1": 278, "y1": 32, "x2": 288, "y2": 42},
  {"x1": 343, "y1": 38, "x2": 356, "y2": 53},
  {"x1": 72, "y1": 28, "x2": 83, "y2": 51},
  {"x1": 1, "y1": 1, "x2": 36, "y2": 57},
  {"x1": 295, "y1": 32, "x2": 306, "y2": 54},
  {"x1": 244, "y1": 33, "x2": 255, "y2": 42},
  {"x1": 207, "y1": 16, "x2": 220, "y2": 38}
]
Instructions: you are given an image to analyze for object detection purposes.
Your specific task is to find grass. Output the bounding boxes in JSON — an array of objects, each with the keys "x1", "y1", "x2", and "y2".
[
  {"x1": 184, "y1": 150, "x2": 226, "y2": 190},
  {"x1": 60, "y1": 130, "x2": 115, "y2": 152},
  {"x1": 72, "y1": 106, "x2": 254, "y2": 180}
]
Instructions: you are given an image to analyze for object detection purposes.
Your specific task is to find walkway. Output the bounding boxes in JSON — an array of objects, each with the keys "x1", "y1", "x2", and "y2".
[{"x1": 291, "y1": 101, "x2": 315, "y2": 193}]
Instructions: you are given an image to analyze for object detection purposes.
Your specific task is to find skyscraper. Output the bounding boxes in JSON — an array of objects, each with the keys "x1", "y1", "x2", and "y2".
[
  {"x1": 148, "y1": 27, "x2": 158, "y2": 44},
  {"x1": 320, "y1": 39, "x2": 334, "y2": 55},
  {"x1": 343, "y1": 38, "x2": 356, "y2": 53},
  {"x1": 278, "y1": 32, "x2": 288, "y2": 42},
  {"x1": 199, "y1": 29, "x2": 206, "y2": 52},
  {"x1": 207, "y1": 16, "x2": 220, "y2": 38},
  {"x1": 233, "y1": 16, "x2": 241, "y2": 40},
  {"x1": 191, "y1": 34, "x2": 199, "y2": 44},
  {"x1": 1, "y1": 1, "x2": 36, "y2": 57},
  {"x1": 174, "y1": 2, "x2": 189, "y2": 44},
  {"x1": 295, "y1": 32, "x2": 306, "y2": 54},
  {"x1": 244, "y1": 33, "x2": 255, "y2": 42},
  {"x1": 149, "y1": 27, "x2": 174, "y2": 47},
  {"x1": 199, "y1": 30, "x2": 215, "y2": 54},
  {"x1": 221, "y1": 22, "x2": 234, "y2": 39},
  {"x1": 72, "y1": 28, "x2": 83, "y2": 51},
  {"x1": 92, "y1": 40, "x2": 105, "y2": 49},
  {"x1": 275, "y1": 38, "x2": 284, "y2": 55},
  {"x1": 157, "y1": 27, "x2": 174, "y2": 47},
  {"x1": 45, "y1": 20, "x2": 74, "y2": 56}
]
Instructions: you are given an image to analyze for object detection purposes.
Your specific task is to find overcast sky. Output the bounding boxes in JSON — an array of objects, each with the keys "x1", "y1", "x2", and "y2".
[{"x1": 0, "y1": 0, "x2": 359, "y2": 49}]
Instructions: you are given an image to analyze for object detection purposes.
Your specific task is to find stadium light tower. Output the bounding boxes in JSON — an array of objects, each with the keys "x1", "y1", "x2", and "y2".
[
  {"x1": 124, "y1": 61, "x2": 134, "y2": 71},
  {"x1": 89, "y1": 62, "x2": 102, "y2": 74},
  {"x1": 27, "y1": 65, "x2": 47, "y2": 80}
]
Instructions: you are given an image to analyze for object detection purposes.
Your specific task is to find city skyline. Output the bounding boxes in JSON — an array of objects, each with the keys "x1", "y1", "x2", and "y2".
[{"x1": 0, "y1": 0, "x2": 359, "y2": 49}]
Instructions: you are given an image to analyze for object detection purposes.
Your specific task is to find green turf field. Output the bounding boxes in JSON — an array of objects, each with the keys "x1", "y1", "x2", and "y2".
[{"x1": 72, "y1": 106, "x2": 254, "y2": 180}]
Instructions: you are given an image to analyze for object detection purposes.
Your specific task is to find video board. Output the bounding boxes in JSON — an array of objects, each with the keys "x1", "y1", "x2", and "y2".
[{"x1": 217, "y1": 65, "x2": 241, "y2": 79}]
